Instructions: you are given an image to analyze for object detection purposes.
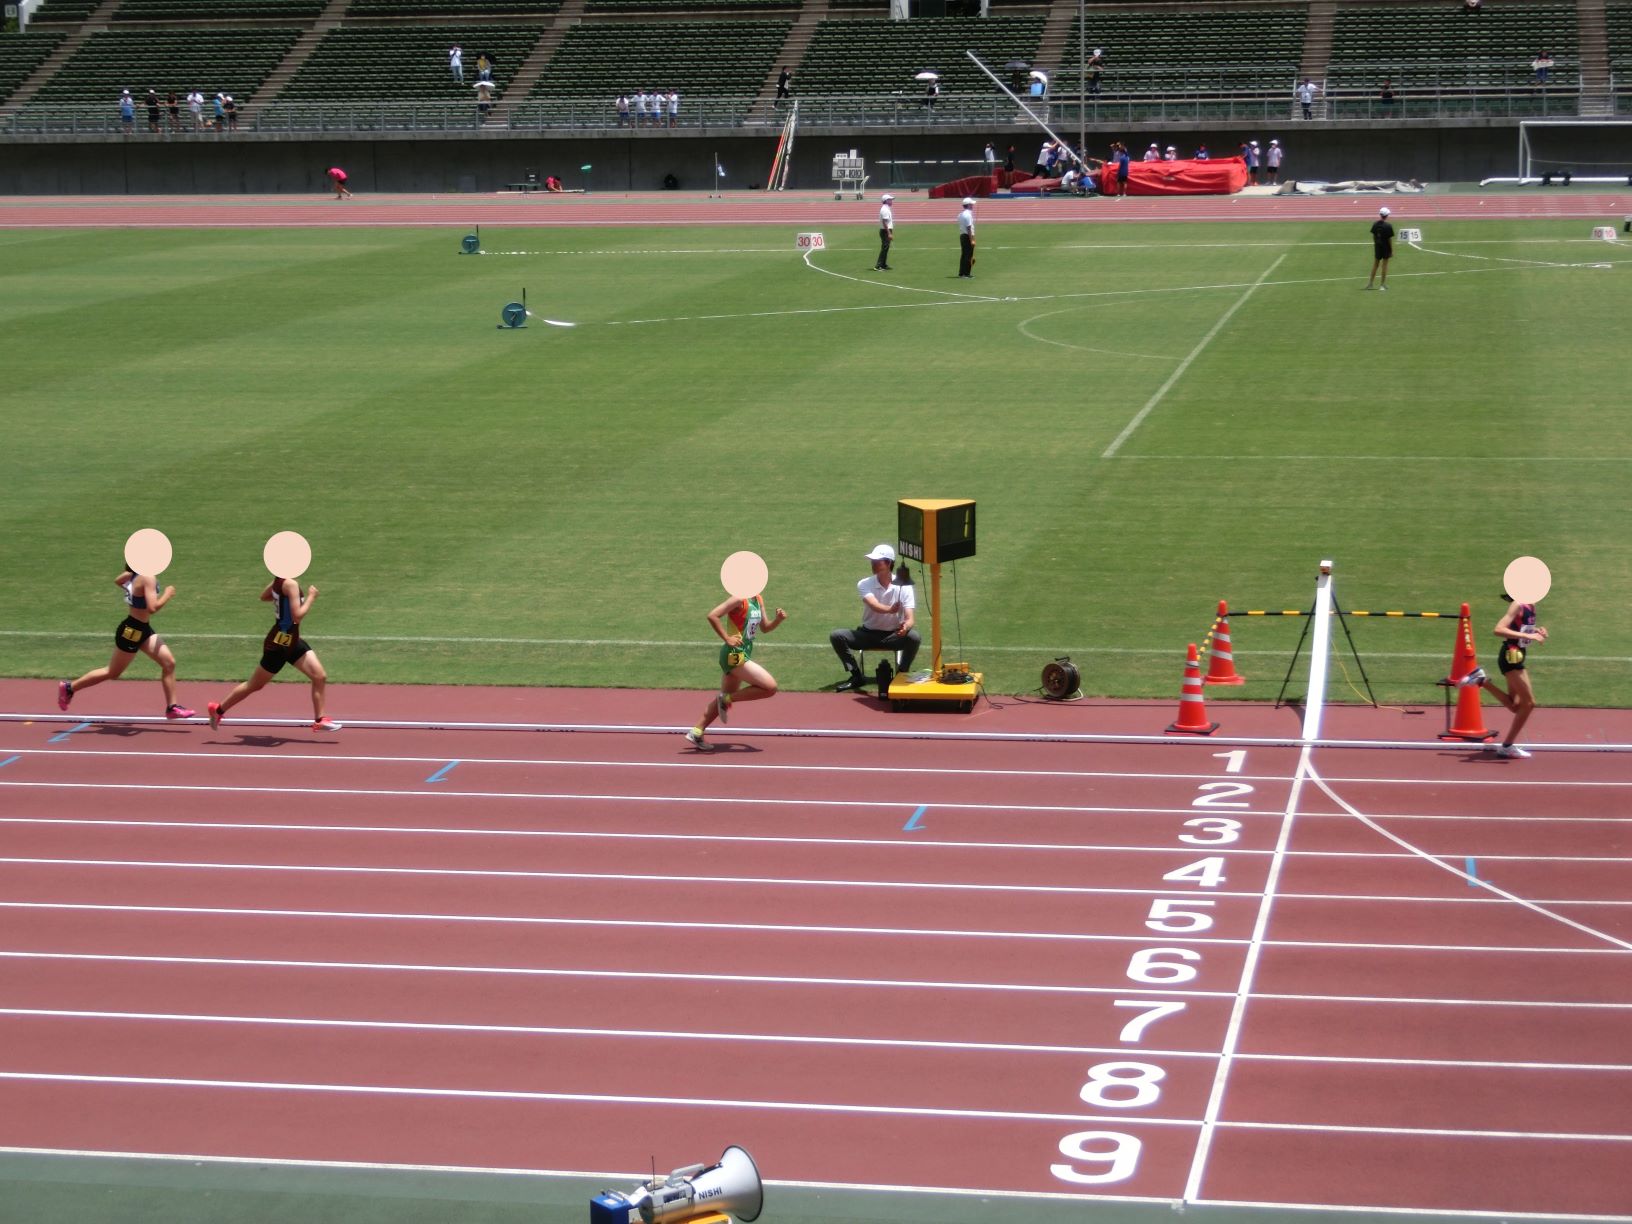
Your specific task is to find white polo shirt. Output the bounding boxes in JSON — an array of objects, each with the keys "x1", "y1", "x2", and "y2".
[
  {"x1": 858, "y1": 575, "x2": 915, "y2": 630},
  {"x1": 958, "y1": 206, "x2": 974, "y2": 236},
  {"x1": 879, "y1": 202, "x2": 894, "y2": 230}
]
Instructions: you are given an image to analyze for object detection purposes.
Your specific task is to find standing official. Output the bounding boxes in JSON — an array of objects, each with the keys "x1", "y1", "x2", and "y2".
[
  {"x1": 1366, "y1": 206, "x2": 1394, "y2": 290},
  {"x1": 876, "y1": 193, "x2": 895, "y2": 270},
  {"x1": 957, "y1": 197, "x2": 976, "y2": 278},
  {"x1": 1266, "y1": 138, "x2": 1283, "y2": 184}
]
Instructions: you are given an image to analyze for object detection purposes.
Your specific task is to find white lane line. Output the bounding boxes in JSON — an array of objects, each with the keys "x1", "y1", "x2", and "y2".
[
  {"x1": 8, "y1": 815, "x2": 1630, "y2": 861},
  {"x1": 1191, "y1": 1197, "x2": 1632, "y2": 1223},
  {"x1": 1184, "y1": 739, "x2": 1310, "y2": 1202},
  {"x1": 1102, "y1": 253, "x2": 1286, "y2": 459},
  {"x1": 801, "y1": 247, "x2": 1001, "y2": 302},
  {"x1": 0, "y1": 1071, "x2": 1201, "y2": 1126},
  {"x1": 4, "y1": 900, "x2": 1623, "y2": 956},
  {"x1": 1115, "y1": 454, "x2": 1632, "y2": 463},
  {"x1": 1016, "y1": 306, "x2": 1179, "y2": 361},
  {"x1": 4, "y1": 628, "x2": 1631, "y2": 662},
  {"x1": 1218, "y1": 1119, "x2": 1632, "y2": 1141},
  {"x1": 0, "y1": 856, "x2": 1265, "y2": 896},
  {"x1": 3, "y1": 951, "x2": 1627, "y2": 1007},
  {"x1": 7, "y1": 1009, "x2": 1627, "y2": 1070},
  {"x1": 0, "y1": 779, "x2": 1290, "y2": 818},
  {"x1": 1305, "y1": 764, "x2": 1632, "y2": 954}
]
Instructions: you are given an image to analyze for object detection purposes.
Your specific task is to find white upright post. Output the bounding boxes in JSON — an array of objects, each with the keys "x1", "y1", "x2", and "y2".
[{"x1": 1302, "y1": 559, "x2": 1335, "y2": 743}]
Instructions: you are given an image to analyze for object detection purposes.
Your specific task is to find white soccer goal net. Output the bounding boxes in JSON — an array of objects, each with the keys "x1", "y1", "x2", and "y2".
[{"x1": 1513, "y1": 119, "x2": 1632, "y2": 184}]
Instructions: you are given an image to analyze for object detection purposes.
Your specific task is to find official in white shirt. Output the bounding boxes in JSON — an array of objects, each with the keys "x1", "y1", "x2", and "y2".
[
  {"x1": 957, "y1": 197, "x2": 976, "y2": 278},
  {"x1": 829, "y1": 544, "x2": 920, "y2": 691},
  {"x1": 876, "y1": 193, "x2": 895, "y2": 270}
]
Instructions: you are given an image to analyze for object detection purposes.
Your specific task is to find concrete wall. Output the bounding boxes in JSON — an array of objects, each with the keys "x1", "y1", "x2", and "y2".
[{"x1": 0, "y1": 122, "x2": 1611, "y2": 194}]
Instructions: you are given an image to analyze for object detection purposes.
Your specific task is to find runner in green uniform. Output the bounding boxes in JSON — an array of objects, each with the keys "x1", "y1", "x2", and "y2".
[{"x1": 686, "y1": 592, "x2": 786, "y2": 747}]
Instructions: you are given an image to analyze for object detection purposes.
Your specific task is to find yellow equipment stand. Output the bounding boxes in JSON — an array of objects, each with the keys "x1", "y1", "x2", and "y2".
[{"x1": 888, "y1": 498, "x2": 981, "y2": 711}]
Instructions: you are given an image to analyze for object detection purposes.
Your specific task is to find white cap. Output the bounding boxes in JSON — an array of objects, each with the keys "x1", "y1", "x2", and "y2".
[
  {"x1": 1270, "y1": 138, "x2": 1279, "y2": 145},
  {"x1": 880, "y1": 193, "x2": 894, "y2": 201},
  {"x1": 1379, "y1": 206, "x2": 1391, "y2": 216},
  {"x1": 1165, "y1": 145, "x2": 1175, "y2": 151},
  {"x1": 962, "y1": 197, "x2": 974, "y2": 207},
  {"x1": 866, "y1": 544, "x2": 896, "y2": 562},
  {"x1": 1251, "y1": 140, "x2": 1259, "y2": 146}
]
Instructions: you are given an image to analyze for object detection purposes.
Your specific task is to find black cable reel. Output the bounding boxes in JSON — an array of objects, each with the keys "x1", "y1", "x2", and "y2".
[{"x1": 1041, "y1": 656, "x2": 1081, "y2": 700}]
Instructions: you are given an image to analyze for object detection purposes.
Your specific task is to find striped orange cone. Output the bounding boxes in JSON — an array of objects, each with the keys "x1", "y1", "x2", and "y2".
[
  {"x1": 1440, "y1": 602, "x2": 1498, "y2": 742},
  {"x1": 1204, "y1": 600, "x2": 1246, "y2": 685},
  {"x1": 1167, "y1": 643, "x2": 1220, "y2": 735}
]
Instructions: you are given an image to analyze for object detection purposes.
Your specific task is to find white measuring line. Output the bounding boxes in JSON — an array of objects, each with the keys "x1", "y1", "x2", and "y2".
[{"x1": 1102, "y1": 254, "x2": 1286, "y2": 458}]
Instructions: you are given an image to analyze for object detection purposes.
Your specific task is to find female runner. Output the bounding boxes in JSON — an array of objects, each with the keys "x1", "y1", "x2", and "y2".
[
  {"x1": 1460, "y1": 596, "x2": 1546, "y2": 758},
  {"x1": 208, "y1": 574, "x2": 339, "y2": 732},
  {"x1": 685, "y1": 592, "x2": 786, "y2": 747},
  {"x1": 58, "y1": 562, "x2": 193, "y2": 720}
]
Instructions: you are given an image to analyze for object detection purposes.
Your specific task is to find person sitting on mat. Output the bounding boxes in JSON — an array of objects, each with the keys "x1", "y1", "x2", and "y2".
[
  {"x1": 829, "y1": 544, "x2": 920, "y2": 693},
  {"x1": 686, "y1": 589, "x2": 786, "y2": 747},
  {"x1": 58, "y1": 559, "x2": 194, "y2": 722},
  {"x1": 1459, "y1": 595, "x2": 1546, "y2": 758},
  {"x1": 208, "y1": 574, "x2": 340, "y2": 733}
]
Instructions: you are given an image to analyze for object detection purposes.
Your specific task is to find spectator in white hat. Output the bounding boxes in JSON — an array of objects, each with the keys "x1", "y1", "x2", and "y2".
[
  {"x1": 957, "y1": 197, "x2": 976, "y2": 277},
  {"x1": 1265, "y1": 138, "x2": 1283, "y2": 184},
  {"x1": 876, "y1": 193, "x2": 895, "y2": 270},
  {"x1": 1143, "y1": 142, "x2": 1160, "y2": 162},
  {"x1": 1163, "y1": 145, "x2": 1177, "y2": 161},
  {"x1": 1367, "y1": 206, "x2": 1394, "y2": 290},
  {"x1": 829, "y1": 544, "x2": 920, "y2": 693}
]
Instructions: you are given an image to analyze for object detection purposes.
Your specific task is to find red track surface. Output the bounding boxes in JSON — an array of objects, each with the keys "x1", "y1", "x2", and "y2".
[
  {"x1": 1, "y1": 678, "x2": 1629, "y2": 1215},
  {"x1": 1, "y1": 188, "x2": 1630, "y2": 228}
]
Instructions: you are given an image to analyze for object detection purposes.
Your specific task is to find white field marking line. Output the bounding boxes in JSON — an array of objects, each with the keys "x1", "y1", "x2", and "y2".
[
  {"x1": 5, "y1": 628, "x2": 1632, "y2": 663},
  {"x1": 6, "y1": 950, "x2": 1630, "y2": 1007},
  {"x1": 1305, "y1": 763, "x2": 1632, "y2": 954},
  {"x1": 8, "y1": 1008, "x2": 1630, "y2": 1071},
  {"x1": 0, "y1": 1071, "x2": 1202, "y2": 1126},
  {"x1": 0, "y1": 744, "x2": 1306, "y2": 786},
  {"x1": 4, "y1": 899, "x2": 1621, "y2": 957},
  {"x1": 800, "y1": 246, "x2": 1001, "y2": 302},
  {"x1": 1115, "y1": 454, "x2": 1632, "y2": 462},
  {"x1": 0, "y1": 949, "x2": 1236, "y2": 999},
  {"x1": 0, "y1": 856, "x2": 1270, "y2": 896},
  {"x1": 5, "y1": 817, "x2": 1626, "y2": 867},
  {"x1": 1405, "y1": 236, "x2": 1622, "y2": 270},
  {"x1": 1190, "y1": 1200, "x2": 1632, "y2": 1224},
  {"x1": 1183, "y1": 738, "x2": 1310, "y2": 1203},
  {"x1": 1218, "y1": 1119, "x2": 1632, "y2": 1142},
  {"x1": 0, "y1": 900, "x2": 1250, "y2": 947},
  {"x1": 1103, "y1": 254, "x2": 1286, "y2": 459},
  {"x1": 7, "y1": 713, "x2": 1630, "y2": 753},
  {"x1": 1016, "y1": 306, "x2": 1179, "y2": 361},
  {"x1": 596, "y1": 260, "x2": 1577, "y2": 329},
  {"x1": 0, "y1": 779, "x2": 1289, "y2": 818}
]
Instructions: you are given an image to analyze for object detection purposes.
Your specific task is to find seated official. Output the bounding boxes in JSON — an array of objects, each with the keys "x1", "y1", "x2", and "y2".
[{"x1": 829, "y1": 544, "x2": 920, "y2": 692}]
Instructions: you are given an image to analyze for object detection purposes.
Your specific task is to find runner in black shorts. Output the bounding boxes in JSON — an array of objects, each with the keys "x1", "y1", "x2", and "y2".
[
  {"x1": 207, "y1": 574, "x2": 340, "y2": 732},
  {"x1": 1458, "y1": 595, "x2": 1546, "y2": 758},
  {"x1": 58, "y1": 562, "x2": 195, "y2": 721}
]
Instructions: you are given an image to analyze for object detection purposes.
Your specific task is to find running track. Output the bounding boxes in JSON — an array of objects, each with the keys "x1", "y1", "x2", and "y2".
[
  {"x1": 1, "y1": 680, "x2": 1629, "y2": 1217},
  {"x1": 1, "y1": 187, "x2": 1630, "y2": 227}
]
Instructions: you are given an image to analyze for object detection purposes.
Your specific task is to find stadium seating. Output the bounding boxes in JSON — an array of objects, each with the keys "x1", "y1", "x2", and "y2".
[
  {"x1": 1327, "y1": 2, "x2": 1579, "y2": 115},
  {"x1": 18, "y1": 26, "x2": 301, "y2": 105},
  {"x1": 585, "y1": 0, "x2": 792, "y2": 11},
  {"x1": 511, "y1": 18, "x2": 789, "y2": 123},
  {"x1": 280, "y1": 24, "x2": 544, "y2": 100},
  {"x1": 1610, "y1": 2, "x2": 1632, "y2": 111},
  {"x1": 23, "y1": 0, "x2": 101, "y2": 23},
  {"x1": 793, "y1": 15, "x2": 1045, "y2": 117},
  {"x1": 343, "y1": 0, "x2": 560, "y2": 16},
  {"x1": 0, "y1": 29, "x2": 67, "y2": 101},
  {"x1": 1056, "y1": 5, "x2": 1305, "y2": 100},
  {"x1": 112, "y1": 0, "x2": 326, "y2": 20}
]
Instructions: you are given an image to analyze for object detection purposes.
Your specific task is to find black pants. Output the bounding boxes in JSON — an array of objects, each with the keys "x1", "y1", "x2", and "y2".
[
  {"x1": 958, "y1": 233, "x2": 974, "y2": 277},
  {"x1": 831, "y1": 626, "x2": 920, "y2": 675},
  {"x1": 876, "y1": 227, "x2": 891, "y2": 268}
]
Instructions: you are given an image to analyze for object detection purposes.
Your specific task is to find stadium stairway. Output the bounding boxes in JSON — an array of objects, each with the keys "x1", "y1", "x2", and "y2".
[
  {"x1": 1030, "y1": 0, "x2": 1076, "y2": 94},
  {"x1": 1301, "y1": 0, "x2": 1335, "y2": 110},
  {"x1": 748, "y1": 0, "x2": 830, "y2": 124},
  {"x1": 246, "y1": 0, "x2": 349, "y2": 116},
  {"x1": 1577, "y1": 0, "x2": 1613, "y2": 113},
  {"x1": 484, "y1": 0, "x2": 585, "y2": 128},
  {"x1": 0, "y1": 0, "x2": 120, "y2": 115}
]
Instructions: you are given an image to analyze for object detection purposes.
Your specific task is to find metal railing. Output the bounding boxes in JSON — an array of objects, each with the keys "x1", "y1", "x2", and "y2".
[{"x1": 0, "y1": 81, "x2": 1593, "y2": 135}]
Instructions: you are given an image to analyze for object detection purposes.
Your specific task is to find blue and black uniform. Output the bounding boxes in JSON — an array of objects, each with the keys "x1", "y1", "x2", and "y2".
[
  {"x1": 260, "y1": 579, "x2": 313, "y2": 674},
  {"x1": 115, "y1": 572, "x2": 156, "y2": 654},
  {"x1": 1498, "y1": 603, "x2": 1537, "y2": 674}
]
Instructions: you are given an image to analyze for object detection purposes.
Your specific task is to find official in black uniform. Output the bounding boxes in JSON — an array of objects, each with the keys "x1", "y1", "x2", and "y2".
[{"x1": 1366, "y1": 205, "x2": 1395, "y2": 290}]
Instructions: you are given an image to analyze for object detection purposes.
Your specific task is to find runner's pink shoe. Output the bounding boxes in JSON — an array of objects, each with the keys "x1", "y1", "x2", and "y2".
[
  {"x1": 167, "y1": 704, "x2": 195, "y2": 720},
  {"x1": 207, "y1": 701, "x2": 222, "y2": 731},
  {"x1": 311, "y1": 717, "x2": 342, "y2": 732},
  {"x1": 57, "y1": 680, "x2": 72, "y2": 711}
]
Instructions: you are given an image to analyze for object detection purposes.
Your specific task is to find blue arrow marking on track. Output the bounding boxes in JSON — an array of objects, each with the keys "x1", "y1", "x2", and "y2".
[
  {"x1": 426, "y1": 761, "x2": 460, "y2": 784},
  {"x1": 1465, "y1": 857, "x2": 1479, "y2": 886},
  {"x1": 903, "y1": 804, "x2": 928, "y2": 832},
  {"x1": 48, "y1": 722, "x2": 91, "y2": 744},
  {"x1": 0, "y1": 756, "x2": 19, "y2": 769}
]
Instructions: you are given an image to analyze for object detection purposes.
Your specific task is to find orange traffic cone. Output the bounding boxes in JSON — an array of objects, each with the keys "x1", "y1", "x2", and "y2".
[
  {"x1": 1204, "y1": 600, "x2": 1245, "y2": 685},
  {"x1": 1439, "y1": 602, "x2": 1497, "y2": 742},
  {"x1": 1167, "y1": 643, "x2": 1220, "y2": 735}
]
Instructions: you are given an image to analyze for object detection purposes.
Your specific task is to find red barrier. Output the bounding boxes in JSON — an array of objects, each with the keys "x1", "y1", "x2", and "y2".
[{"x1": 1099, "y1": 157, "x2": 1249, "y2": 197}]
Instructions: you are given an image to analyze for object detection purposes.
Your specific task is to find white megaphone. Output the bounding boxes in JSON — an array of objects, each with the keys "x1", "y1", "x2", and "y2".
[{"x1": 589, "y1": 1146, "x2": 763, "y2": 1224}]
